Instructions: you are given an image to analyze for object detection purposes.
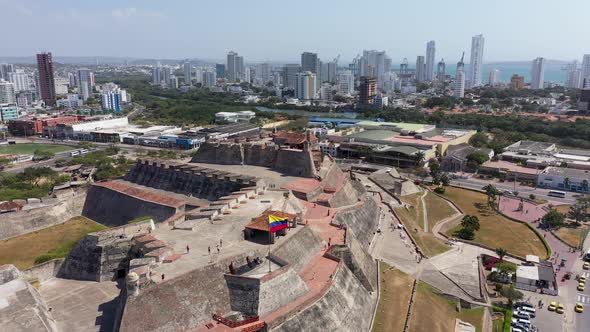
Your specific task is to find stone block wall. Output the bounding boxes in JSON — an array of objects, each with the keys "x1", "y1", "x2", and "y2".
[
  {"x1": 272, "y1": 227, "x2": 325, "y2": 272},
  {"x1": 21, "y1": 259, "x2": 64, "y2": 284},
  {"x1": 258, "y1": 267, "x2": 308, "y2": 317},
  {"x1": 333, "y1": 197, "x2": 379, "y2": 249},
  {"x1": 0, "y1": 279, "x2": 59, "y2": 332}
]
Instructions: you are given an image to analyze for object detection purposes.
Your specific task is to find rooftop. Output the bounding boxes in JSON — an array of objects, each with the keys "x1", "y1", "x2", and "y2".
[
  {"x1": 516, "y1": 265, "x2": 539, "y2": 280},
  {"x1": 346, "y1": 129, "x2": 398, "y2": 141},
  {"x1": 504, "y1": 140, "x2": 555, "y2": 153},
  {"x1": 481, "y1": 160, "x2": 541, "y2": 175},
  {"x1": 543, "y1": 167, "x2": 590, "y2": 179}
]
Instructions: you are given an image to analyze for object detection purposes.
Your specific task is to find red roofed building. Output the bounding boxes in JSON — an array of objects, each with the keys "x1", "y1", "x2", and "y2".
[
  {"x1": 8, "y1": 115, "x2": 83, "y2": 135},
  {"x1": 273, "y1": 131, "x2": 317, "y2": 150}
]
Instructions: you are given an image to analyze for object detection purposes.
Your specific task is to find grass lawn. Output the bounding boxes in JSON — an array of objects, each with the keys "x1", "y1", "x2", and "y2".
[
  {"x1": 424, "y1": 191, "x2": 458, "y2": 231},
  {"x1": 0, "y1": 143, "x2": 73, "y2": 155},
  {"x1": 555, "y1": 225, "x2": 589, "y2": 248},
  {"x1": 0, "y1": 216, "x2": 107, "y2": 270},
  {"x1": 372, "y1": 262, "x2": 414, "y2": 332},
  {"x1": 443, "y1": 187, "x2": 548, "y2": 259},
  {"x1": 554, "y1": 204, "x2": 572, "y2": 215},
  {"x1": 395, "y1": 192, "x2": 450, "y2": 257},
  {"x1": 410, "y1": 281, "x2": 485, "y2": 332}
]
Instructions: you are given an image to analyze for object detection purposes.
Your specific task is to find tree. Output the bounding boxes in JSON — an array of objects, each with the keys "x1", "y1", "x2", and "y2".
[
  {"x1": 461, "y1": 215, "x2": 481, "y2": 231},
  {"x1": 466, "y1": 151, "x2": 489, "y2": 165},
  {"x1": 564, "y1": 177, "x2": 570, "y2": 189},
  {"x1": 499, "y1": 284, "x2": 524, "y2": 306},
  {"x1": 495, "y1": 247, "x2": 508, "y2": 261},
  {"x1": 33, "y1": 149, "x2": 55, "y2": 161},
  {"x1": 469, "y1": 132, "x2": 490, "y2": 148},
  {"x1": 582, "y1": 179, "x2": 589, "y2": 192},
  {"x1": 414, "y1": 151, "x2": 426, "y2": 166},
  {"x1": 458, "y1": 227, "x2": 475, "y2": 240},
  {"x1": 482, "y1": 184, "x2": 499, "y2": 208},
  {"x1": 440, "y1": 173, "x2": 450, "y2": 186},
  {"x1": 541, "y1": 209, "x2": 566, "y2": 230}
]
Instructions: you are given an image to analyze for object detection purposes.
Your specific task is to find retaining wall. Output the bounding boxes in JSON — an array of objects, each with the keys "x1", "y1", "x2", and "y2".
[
  {"x1": 333, "y1": 197, "x2": 379, "y2": 249},
  {"x1": 272, "y1": 226, "x2": 325, "y2": 272},
  {"x1": 21, "y1": 259, "x2": 64, "y2": 283},
  {"x1": 0, "y1": 191, "x2": 86, "y2": 240}
]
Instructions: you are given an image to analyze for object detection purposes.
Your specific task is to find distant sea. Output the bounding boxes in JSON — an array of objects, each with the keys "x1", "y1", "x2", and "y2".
[{"x1": 399, "y1": 61, "x2": 567, "y2": 84}]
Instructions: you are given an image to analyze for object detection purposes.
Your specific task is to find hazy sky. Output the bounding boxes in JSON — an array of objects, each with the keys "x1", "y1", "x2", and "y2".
[{"x1": 1, "y1": 0, "x2": 589, "y2": 63}]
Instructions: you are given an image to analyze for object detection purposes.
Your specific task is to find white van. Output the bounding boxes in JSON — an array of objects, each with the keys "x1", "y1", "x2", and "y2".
[{"x1": 518, "y1": 306, "x2": 536, "y2": 317}]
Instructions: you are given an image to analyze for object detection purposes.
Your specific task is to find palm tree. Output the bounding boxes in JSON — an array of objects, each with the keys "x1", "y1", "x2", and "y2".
[
  {"x1": 495, "y1": 247, "x2": 508, "y2": 261},
  {"x1": 414, "y1": 151, "x2": 426, "y2": 167},
  {"x1": 482, "y1": 184, "x2": 498, "y2": 207},
  {"x1": 564, "y1": 177, "x2": 570, "y2": 189},
  {"x1": 582, "y1": 179, "x2": 588, "y2": 192}
]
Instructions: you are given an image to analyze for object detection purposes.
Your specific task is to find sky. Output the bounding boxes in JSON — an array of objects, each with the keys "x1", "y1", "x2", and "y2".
[{"x1": 1, "y1": 0, "x2": 589, "y2": 64}]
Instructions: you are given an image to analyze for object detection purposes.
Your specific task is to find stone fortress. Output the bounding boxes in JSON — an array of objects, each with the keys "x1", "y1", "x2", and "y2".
[{"x1": 0, "y1": 131, "x2": 382, "y2": 332}]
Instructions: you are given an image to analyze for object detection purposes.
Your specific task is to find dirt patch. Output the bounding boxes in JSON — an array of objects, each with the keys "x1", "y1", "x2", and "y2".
[
  {"x1": 555, "y1": 225, "x2": 589, "y2": 248},
  {"x1": 372, "y1": 263, "x2": 414, "y2": 332}
]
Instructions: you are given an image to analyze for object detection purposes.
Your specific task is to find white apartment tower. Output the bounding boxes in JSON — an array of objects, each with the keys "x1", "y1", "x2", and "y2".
[
  {"x1": 530, "y1": 57, "x2": 546, "y2": 89},
  {"x1": 183, "y1": 61, "x2": 192, "y2": 85},
  {"x1": 488, "y1": 69, "x2": 500, "y2": 86},
  {"x1": 77, "y1": 68, "x2": 94, "y2": 100},
  {"x1": 226, "y1": 51, "x2": 245, "y2": 82},
  {"x1": 454, "y1": 70, "x2": 465, "y2": 98},
  {"x1": 416, "y1": 56, "x2": 425, "y2": 82},
  {"x1": 9, "y1": 70, "x2": 29, "y2": 92},
  {"x1": 337, "y1": 71, "x2": 354, "y2": 95},
  {"x1": 565, "y1": 61, "x2": 582, "y2": 89},
  {"x1": 425, "y1": 41, "x2": 436, "y2": 81},
  {"x1": 468, "y1": 34, "x2": 485, "y2": 88},
  {"x1": 295, "y1": 71, "x2": 317, "y2": 100},
  {"x1": 0, "y1": 80, "x2": 16, "y2": 104},
  {"x1": 582, "y1": 55, "x2": 590, "y2": 82}
]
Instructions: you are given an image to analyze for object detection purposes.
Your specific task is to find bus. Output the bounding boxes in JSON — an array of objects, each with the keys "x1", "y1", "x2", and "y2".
[{"x1": 548, "y1": 190, "x2": 566, "y2": 198}]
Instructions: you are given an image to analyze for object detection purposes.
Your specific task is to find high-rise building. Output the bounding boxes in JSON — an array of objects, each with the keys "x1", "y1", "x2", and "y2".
[
  {"x1": 415, "y1": 56, "x2": 425, "y2": 83},
  {"x1": 358, "y1": 76, "x2": 377, "y2": 105},
  {"x1": 215, "y1": 64, "x2": 225, "y2": 80},
  {"x1": 468, "y1": 34, "x2": 485, "y2": 88},
  {"x1": 162, "y1": 67, "x2": 172, "y2": 87},
  {"x1": 0, "y1": 64, "x2": 14, "y2": 81},
  {"x1": 295, "y1": 71, "x2": 317, "y2": 100},
  {"x1": 454, "y1": 70, "x2": 465, "y2": 98},
  {"x1": 425, "y1": 41, "x2": 436, "y2": 81},
  {"x1": 530, "y1": 57, "x2": 546, "y2": 89},
  {"x1": 0, "y1": 80, "x2": 16, "y2": 104},
  {"x1": 152, "y1": 62, "x2": 161, "y2": 85},
  {"x1": 202, "y1": 71, "x2": 217, "y2": 87},
  {"x1": 77, "y1": 68, "x2": 94, "y2": 100},
  {"x1": 226, "y1": 51, "x2": 245, "y2": 82},
  {"x1": 9, "y1": 69, "x2": 29, "y2": 92},
  {"x1": 36, "y1": 52, "x2": 56, "y2": 106},
  {"x1": 184, "y1": 61, "x2": 192, "y2": 85},
  {"x1": 510, "y1": 74, "x2": 525, "y2": 90},
  {"x1": 437, "y1": 59, "x2": 446, "y2": 81},
  {"x1": 337, "y1": 71, "x2": 354, "y2": 95},
  {"x1": 258, "y1": 63, "x2": 271, "y2": 84},
  {"x1": 488, "y1": 69, "x2": 500, "y2": 86},
  {"x1": 583, "y1": 55, "x2": 590, "y2": 82},
  {"x1": 283, "y1": 64, "x2": 301, "y2": 89},
  {"x1": 301, "y1": 52, "x2": 320, "y2": 74},
  {"x1": 101, "y1": 90, "x2": 123, "y2": 112},
  {"x1": 565, "y1": 61, "x2": 582, "y2": 89}
]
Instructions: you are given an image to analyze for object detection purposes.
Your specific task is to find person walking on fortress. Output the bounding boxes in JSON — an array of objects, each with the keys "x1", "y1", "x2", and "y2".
[
  {"x1": 208, "y1": 246, "x2": 211, "y2": 255},
  {"x1": 220, "y1": 239, "x2": 223, "y2": 248},
  {"x1": 186, "y1": 245, "x2": 190, "y2": 254}
]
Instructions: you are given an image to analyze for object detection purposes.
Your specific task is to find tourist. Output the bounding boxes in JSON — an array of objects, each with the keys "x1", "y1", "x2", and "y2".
[
  {"x1": 217, "y1": 245, "x2": 220, "y2": 254},
  {"x1": 186, "y1": 245, "x2": 190, "y2": 254},
  {"x1": 208, "y1": 246, "x2": 211, "y2": 255},
  {"x1": 220, "y1": 239, "x2": 223, "y2": 248},
  {"x1": 161, "y1": 274, "x2": 165, "y2": 281}
]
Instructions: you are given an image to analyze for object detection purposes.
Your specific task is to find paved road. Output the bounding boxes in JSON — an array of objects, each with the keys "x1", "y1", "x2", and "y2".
[{"x1": 451, "y1": 177, "x2": 577, "y2": 205}]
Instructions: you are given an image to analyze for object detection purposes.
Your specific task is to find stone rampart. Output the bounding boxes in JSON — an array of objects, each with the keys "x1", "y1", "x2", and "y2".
[
  {"x1": 330, "y1": 232, "x2": 377, "y2": 292},
  {"x1": 21, "y1": 259, "x2": 64, "y2": 284},
  {"x1": 258, "y1": 267, "x2": 308, "y2": 317},
  {"x1": 0, "y1": 191, "x2": 86, "y2": 240},
  {"x1": 82, "y1": 184, "x2": 179, "y2": 226},
  {"x1": 333, "y1": 197, "x2": 379, "y2": 249},
  {"x1": 0, "y1": 279, "x2": 58, "y2": 332},
  {"x1": 272, "y1": 226, "x2": 325, "y2": 272},
  {"x1": 269, "y1": 262, "x2": 375, "y2": 332}
]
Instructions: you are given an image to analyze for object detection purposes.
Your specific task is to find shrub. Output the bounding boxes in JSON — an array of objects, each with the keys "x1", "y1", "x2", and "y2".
[
  {"x1": 529, "y1": 194, "x2": 536, "y2": 200},
  {"x1": 434, "y1": 187, "x2": 445, "y2": 194}
]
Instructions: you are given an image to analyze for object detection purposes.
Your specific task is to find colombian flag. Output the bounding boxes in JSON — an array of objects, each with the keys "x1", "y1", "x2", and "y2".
[{"x1": 268, "y1": 215, "x2": 289, "y2": 233}]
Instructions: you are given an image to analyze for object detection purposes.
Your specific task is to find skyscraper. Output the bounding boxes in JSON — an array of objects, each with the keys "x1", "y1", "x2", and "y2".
[
  {"x1": 0, "y1": 64, "x2": 14, "y2": 81},
  {"x1": 415, "y1": 56, "x2": 425, "y2": 83},
  {"x1": 337, "y1": 71, "x2": 354, "y2": 95},
  {"x1": 77, "y1": 68, "x2": 94, "y2": 100},
  {"x1": 215, "y1": 64, "x2": 225, "y2": 80},
  {"x1": 0, "y1": 80, "x2": 16, "y2": 104},
  {"x1": 295, "y1": 71, "x2": 317, "y2": 100},
  {"x1": 152, "y1": 63, "x2": 161, "y2": 85},
  {"x1": 359, "y1": 77, "x2": 377, "y2": 105},
  {"x1": 488, "y1": 69, "x2": 500, "y2": 86},
  {"x1": 454, "y1": 53, "x2": 466, "y2": 98},
  {"x1": 9, "y1": 69, "x2": 29, "y2": 92},
  {"x1": 437, "y1": 59, "x2": 446, "y2": 81},
  {"x1": 301, "y1": 52, "x2": 320, "y2": 74},
  {"x1": 425, "y1": 41, "x2": 436, "y2": 81},
  {"x1": 184, "y1": 61, "x2": 192, "y2": 85},
  {"x1": 530, "y1": 57, "x2": 546, "y2": 89},
  {"x1": 468, "y1": 34, "x2": 485, "y2": 88},
  {"x1": 283, "y1": 64, "x2": 301, "y2": 89},
  {"x1": 565, "y1": 61, "x2": 582, "y2": 89},
  {"x1": 162, "y1": 66, "x2": 172, "y2": 87},
  {"x1": 259, "y1": 63, "x2": 270, "y2": 84},
  {"x1": 226, "y1": 51, "x2": 245, "y2": 82},
  {"x1": 582, "y1": 55, "x2": 590, "y2": 82},
  {"x1": 36, "y1": 52, "x2": 56, "y2": 106},
  {"x1": 235, "y1": 56, "x2": 244, "y2": 81}
]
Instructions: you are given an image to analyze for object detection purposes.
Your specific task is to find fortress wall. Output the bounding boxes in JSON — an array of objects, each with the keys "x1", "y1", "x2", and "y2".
[
  {"x1": 120, "y1": 250, "x2": 264, "y2": 332},
  {"x1": 0, "y1": 279, "x2": 59, "y2": 332},
  {"x1": 258, "y1": 267, "x2": 308, "y2": 317},
  {"x1": 82, "y1": 185, "x2": 179, "y2": 226},
  {"x1": 191, "y1": 142, "x2": 244, "y2": 165},
  {"x1": 224, "y1": 275, "x2": 260, "y2": 316},
  {"x1": 243, "y1": 143, "x2": 277, "y2": 167},
  {"x1": 269, "y1": 263, "x2": 375, "y2": 332},
  {"x1": 0, "y1": 191, "x2": 86, "y2": 241},
  {"x1": 330, "y1": 233, "x2": 378, "y2": 292},
  {"x1": 329, "y1": 180, "x2": 361, "y2": 208},
  {"x1": 273, "y1": 149, "x2": 317, "y2": 178},
  {"x1": 21, "y1": 259, "x2": 64, "y2": 284},
  {"x1": 272, "y1": 227, "x2": 325, "y2": 272},
  {"x1": 333, "y1": 197, "x2": 379, "y2": 249}
]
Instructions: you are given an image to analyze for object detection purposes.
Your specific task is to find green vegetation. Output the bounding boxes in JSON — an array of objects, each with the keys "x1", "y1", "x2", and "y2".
[
  {"x1": 0, "y1": 167, "x2": 70, "y2": 201},
  {"x1": 457, "y1": 215, "x2": 480, "y2": 240},
  {"x1": 444, "y1": 187, "x2": 548, "y2": 258},
  {"x1": 33, "y1": 149, "x2": 55, "y2": 161},
  {"x1": 128, "y1": 216, "x2": 153, "y2": 224},
  {"x1": 0, "y1": 143, "x2": 73, "y2": 155},
  {"x1": 0, "y1": 216, "x2": 107, "y2": 270},
  {"x1": 145, "y1": 149, "x2": 178, "y2": 160},
  {"x1": 492, "y1": 306, "x2": 513, "y2": 332},
  {"x1": 373, "y1": 263, "x2": 414, "y2": 332},
  {"x1": 61, "y1": 146, "x2": 134, "y2": 180},
  {"x1": 95, "y1": 73, "x2": 255, "y2": 125},
  {"x1": 541, "y1": 209, "x2": 566, "y2": 230}
]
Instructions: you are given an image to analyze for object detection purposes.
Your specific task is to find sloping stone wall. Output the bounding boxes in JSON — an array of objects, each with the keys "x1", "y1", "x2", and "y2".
[
  {"x1": 333, "y1": 197, "x2": 379, "y2": 249},
  {"x1": 258, "y1": 267, "x2": 308, "y2": 317},
  {"x1": 272, "y1": 227, "x2": 325, "y2": 272}
]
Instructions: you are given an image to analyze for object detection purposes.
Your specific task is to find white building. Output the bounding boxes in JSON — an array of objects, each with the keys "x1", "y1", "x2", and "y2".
[
  {"x1": 214, "y1": 111, "x2": 255, "y2": 123},
  {"x1": 319, "y1": 141, "x2": 339, "y2": 157},
  {"x1": 8, "y1": 70, "x2": 29, "y2": 92},
  {"x1": 295, "y1": 71, "x2": 317, "y2": 100},
  {"x1": 57, "y1": 94, "x2": 84, "y2": 108},
  {"x1": 226, "y1": 51, "x2": 244, "y2": 82},
  {"x1": 202, "y1": 71, "x2": 217, "y2": 87},
  {"x1": 538, "y1": 167, "x2": 590, "y2": 192},
  {"x1": 488, "y1": 69, "x2": 500, "y2": 86},
  {"x1": 54, "y1": 77, "x2": 69, "y2": 95},
  {"x1": 530, "y1": 57, "x2": 546, "y2": 90},
  {"x1": 454, "y1": 70, "x2": 465, "y2": 98},
  {"x1": 467, "y1": 34, "x2": 485, "y2": 88},
  {"x1": 0, "y1": 80, "x2": 16, "y2": 104},
  {"x1": 77, "y1": 68, "x2": 94, "y2": 100},
  {"x1": 565, "y1": 61, "x2": 582, "y2": 89},
  {"x1": 425, "y1": 41, "x2": 436, "y2": 81},
  {"x1": 358, "y1": 50, "x2": 391, "y2": 89},
  {"x1": 374, "y1": 95, "x2": 388, "y2": 108},
  {"x1": 152, "y1": 62, "x2": 161, "y2": 85}
]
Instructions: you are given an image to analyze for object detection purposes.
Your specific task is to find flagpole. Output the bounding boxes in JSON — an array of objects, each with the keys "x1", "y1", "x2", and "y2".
[{"x1": 268, "y1": 226, "x2": 271, "y2": 273}]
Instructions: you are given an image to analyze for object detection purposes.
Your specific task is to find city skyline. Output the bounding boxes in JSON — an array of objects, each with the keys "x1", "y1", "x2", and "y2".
[{"x1": 1, "y1": 0, "x2": 589, "y2": 62}]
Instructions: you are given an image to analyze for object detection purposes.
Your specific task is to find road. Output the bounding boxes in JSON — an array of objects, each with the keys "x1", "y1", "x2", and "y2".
[
  {"x1": 450, "y1": 177, "x2": 577, "y2": 205},
  {"x1": 570, "y1": 235, "x2": 590, "y2": 332}
]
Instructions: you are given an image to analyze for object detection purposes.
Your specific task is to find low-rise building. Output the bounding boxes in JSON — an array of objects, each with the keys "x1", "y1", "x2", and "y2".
[
  {"x1": 214, "y1": 111, "x2": 256, "y2": 123},
  {"x1": 479, "y1": 160, "x2": 542, "y2": 183},
  {"x1": 538, "y1": 167, "x2": 590, "y2": 192},
  {"x1": 441, "y1": 143, "x2": 494, "y2": 172},
  {"x1": 0, "y1": 105, "x2": 19, "y2": 122}
]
